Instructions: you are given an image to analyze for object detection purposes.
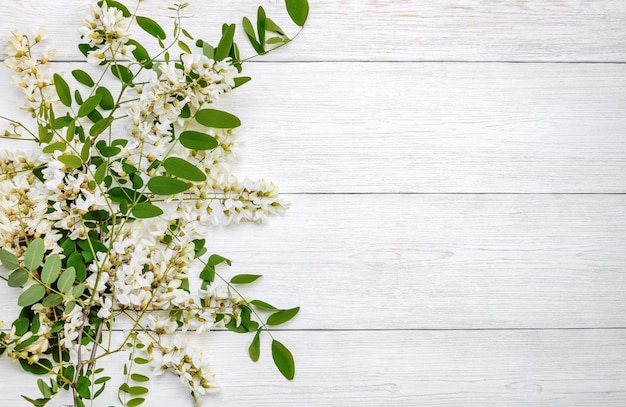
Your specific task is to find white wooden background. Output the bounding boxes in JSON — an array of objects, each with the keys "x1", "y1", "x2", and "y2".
[{"x1": 1, "y1": 0, "x2": 626, "y2": 405}]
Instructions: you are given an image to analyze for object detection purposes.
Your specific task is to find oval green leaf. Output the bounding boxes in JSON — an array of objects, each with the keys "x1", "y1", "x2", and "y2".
[
  {"x1": 285, "y1": 0, "x2": 309, "y2": 27},
  {"x1": 53, "y1": 73, "x2": 72, "y2": 107},
  {"x1": 41, "y1": 253, "x2": 62, "y2": 285},
  {"x1": 72, "y1": 69, "x2": 95, "y2": 87},
  {"x1": 250, "y1": 299, "x2": 277, "y2": 311},
  {"x1": 215, "y1": 24, "x2": 235, "y2": 61},
  {"x1": 72, "y1": 282, "x2": 85, "y2": 299},
  {"x1": 267, "y1": 306, "x2": 300, "y2": 326},
  {"x1": 127, "y1": 398, "x2": 146, "y2": 407},
  {"x1": 248, "y1": 329, "x2": 261, "y2": 362},
  {"x1": 179, "y1": 131, "x2": 218, "y2": 150},
  {"x1": 57, "y1": 267, "x2": 76, "y2": 293},
  {"x1": 147, "y1": 176, "x2": 189, "y2": 195},
  {"x1": 57, "y1": 155, "x2": 83, "y2": 169},
  {"x1": 18, "y1": 283, "x2": 46, "y2": 307},
  {"x1": 42, "y1": 293, "x2": 64, "y2": 308},
  {"x1": 77, "y1": 94, "x2": 102, "y2": 117},
  {"x1": 136, "y1": 16, "x2": 166, "y2": 39},
  {"x1": 42, "y1": 142, "x2": 67, "y2": 154},
  {"x1": 131, "y1": 203, "x2": 163, "y2": 219},
  {"x1": 110, "y1": 64, "x2": 134, "y2": 84},
  {"x1": 90, "y1": 117, "x2": 113, "y2": 137},
  {"x1": 271, "y1": 339, "x2": 295, "y2": 380},
  {"x1": 24, "y1": 238, "x2": 45, "y2": 271},
  {"x1": 163, "y1": 157, "x2": 206, "y2": 182},
  {"x1": 195, "y1": 109, "x2": 241, "y2": 129},
  {"x1": 130, "y1": 373, "x2": 150, "y2": 383},
  {"x1": 0, "y1": 248, "x2": 19, "y2": 271},
  {"x1": 96, "y1": 87, "x2": 115, "y2": 110},
  {"x1": 230, "y1": 274, "x2": 262, "y2": 284},
  {"x1": 8, "y1": 268, "x2": 29, "y2": 288}
]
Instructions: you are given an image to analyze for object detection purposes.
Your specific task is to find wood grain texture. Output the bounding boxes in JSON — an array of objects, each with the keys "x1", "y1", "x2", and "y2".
[
  {"x1": 1, "y1": 62, "x2": 625, "y2": 193},
  {"x1": 1, "y1": 194, "x2": 625, "y2": 329},
  {"x1": 1, "y1": 0, "x2": 625, "y2": 406},
  {"x1": 1, "y1": 330, "x2": 626, "y2": 406},
  {"x1": 1, "y1": 1, "x2": 626, "y2": 62}
]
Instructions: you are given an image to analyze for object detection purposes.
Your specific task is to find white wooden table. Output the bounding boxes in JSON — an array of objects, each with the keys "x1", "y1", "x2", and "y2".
[{"x1": 1, "y1": 0, "x2": 625, "y2": 405}]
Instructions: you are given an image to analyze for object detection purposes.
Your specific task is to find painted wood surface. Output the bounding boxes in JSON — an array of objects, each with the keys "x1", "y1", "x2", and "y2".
[
  {"x1": 1, "y1": 0, "x2": 625, "y2": 406},
  {"x1": 1, "y1": 330, "x2": 626, "y2": 406},
  {"x1": 1, "y1": 0, "x2": 626, "y2": 62}
]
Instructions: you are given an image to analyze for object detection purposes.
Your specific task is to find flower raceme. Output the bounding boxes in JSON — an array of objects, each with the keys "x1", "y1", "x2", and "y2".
[{"x1": 0, "y1": 0, "x2": 308, "y2": 405}]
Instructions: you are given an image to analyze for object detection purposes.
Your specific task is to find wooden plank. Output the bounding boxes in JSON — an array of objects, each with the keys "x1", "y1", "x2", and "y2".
[
  {"x1": 1, "y1": 330, "x2": 625, "y2": 406},
  {"x1": 1, "y1": 194, "x2": 625, "y2": 329},
  {"x1": 1, "y1": 1, "x2": 626, "y2": 62},
  {"x1": 1, "y1": 62, "x2": 626, "y2": 193}
]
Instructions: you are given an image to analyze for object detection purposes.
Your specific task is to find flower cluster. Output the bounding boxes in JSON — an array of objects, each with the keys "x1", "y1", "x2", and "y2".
[{"x1": 79, "y1": 2, "x2": 134, "y2": 65}]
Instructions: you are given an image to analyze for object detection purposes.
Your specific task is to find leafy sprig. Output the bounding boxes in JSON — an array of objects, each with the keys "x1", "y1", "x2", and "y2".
[{"x1": 0, "y1": 0, "x2": 308, "y2": 405}]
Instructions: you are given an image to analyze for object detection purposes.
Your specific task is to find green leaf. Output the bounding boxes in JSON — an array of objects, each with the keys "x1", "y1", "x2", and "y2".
[
  {"x1": 13, "y1": 317, "x2": 30, "y2": 336},
  {"x1": 267, "y1": 307, "x2": 300, "y2": 326},
  {"x1": 80, "y1": 139, "x2": 91, "y2": 162},
  {"x1": 250, "y1": 299, "x2": 278, "y2": 311},
  {"x1": 57, "y1": 267, "x2": 76, "y2": 293},
  {"x1": 215, "y1": 24, "x2": 236, "y2": 61},
  {"x1": 242, "y1": 17, "x2": 263, "y2": 54},
  {"x1": 38, "y1": 123, "x2": 52, "y2": 144},
  {"x1": 128, "y1": 386, "x2": 148, "y2": 395},
  {"x1": 209, "y1": 254, "x2": 232, "y2": 267},
  {"x1": 271, "y1": 339, "x2": 295, "y2": 380},
  {"x1": 57, "y1": 155, "x2": 83, "y2": 169},
  {"x1": 179, "y1": 131, "x2": 218, "y2": 150},
  {"x1": 66, "y1": 119, "x2": 76, "y2": 141},
  {"x1": 147, "y1": 176, "x2": 189, "y2": 195},
  {"x1": 133, "y1": 357, "x2": 149, "y2": 365},
  {"x1": 90, "y1": 117, "x2": 113, "y2": 137},
  {"x1": 136, "y1": 16, "x2": 166, "y2": 39},
  {"x1": 110, "y1": 64, "x2": 133, "y2": 84},
  {"x1": 266, "y1": 18, "x2": 287, "y2": 36},
  {"x1": 285, "y1": 0, "x2": 309, "y2": 26},
  {"x1": 72, "y1": 70, "x2": 95, "y2": 87},
  {"x1": 131, "y1": 203, "x2": 163, "y2": 219},
  {"x1": 178, "y1": 40, "x2": 191, "y2": 54},
  {"x1": 163, "y1": 157, "x2": 206, "y2": 182},
  {"x1": 95, "y1": 162, "x2": 107, "y2": 184},
  {"x1": 18, "y1": 284, "x2": 46, "y2": 307},
  {"x1": 267, "y1": 37, "x2": 286, "y2": 45},
  {"x1": 202, "y1": 42, "x2": 214, "y2": 59},
  {"x1": 20, "y1": 358, "x2": 52, "y2": 375},
  {"x1": 37, "y1": 379, "x2": 52, "y2": 399},
  {"x1": 24, "y1": 238, "x2": 45, "y2": 271},
  {"x1": 53, "y1": 74, "x2": 72, "y2": 107},
  {"x1": 41, "y1": 254, "x2": 61, "y2": 285},
  {"x1": 127, "y1": 39, "x2": 152, "y2": 68},
  {"x1": 257, "y1": 6, "x2": 267, "y2": 49},
  {"x1": 71, "y1": 282, "x2": 85, "y2": 299},
  {"x1": 230, "y1": 274, "x2": 262, "y2": 284},
  {"x1": 75, "y1": 375, "x2": 91, "y2": 399},
  {"x1": 77, "y1": 94, "x2": 102, "y2": 118},
  {"x1": 8, "y1": 268, "x2": 29, "y2": 288},
  {"x1": 234, "y1": 76, "x2": 252, "y2": 89},
  {"x1": 199, "y1": 264, "x2": 215, "y2": 284},
  {"x1": 96, "y1": 87, "x2": 114, "y2": 110},
  {"x1": 130, "y1": 374, "x2": 150, "y2": 383},
  {"x1": 249, "y1": 329, "x2": 261, "y2": 362},
  {"x1": 0, "y1": 248, "x2": 19, "y2": 270},
  {"x1": 21, "y1": 395, "x2": 50, "y2": 407},
  {"x1": 42, "y1": 293, "x2": 64, "y2": 308},
  {"x1": 51, "y1": 115, "x2": 73, "y2": 130},
  {"x1": 195, "y1": 109, "x2": 241, "y2": 129},
  {"x1": 127, "y1": 398, "x2": 146, "y2": 407}
]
